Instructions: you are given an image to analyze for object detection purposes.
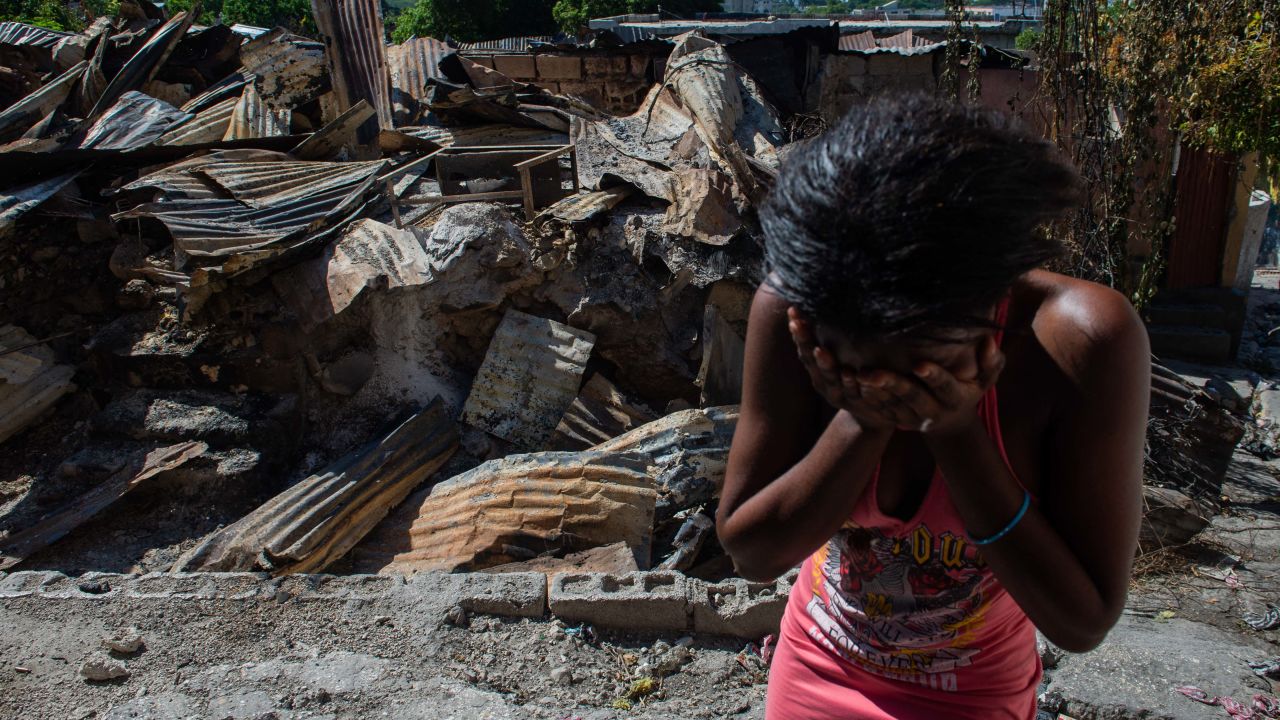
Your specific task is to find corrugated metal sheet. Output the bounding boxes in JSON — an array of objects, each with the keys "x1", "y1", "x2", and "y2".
[
  {"x1": 311, "y1": 0, "x2": 393, "y2": 141},
  {"x1": 157, "y1": 96, "x2": 237, "y2": 146},
  {"x1": 229, "y1": 23, "x2": 270, "y2": 39},
  {"x1": 239, "y1": 30, "x2": 328, "y2": 111},
  {"x1": 838, "y1": 28, "x2": 936, "y2": 51},
  {"x1": 458, "y1": 36, "x2": 554, "y2": 53},
  {"x1": 89, "y1": 11, "x2": 193, "y2": 118},
  {"x1": 0, "y1": 60, "x2": 87, "y2": 141},
  {"x1": 385, "y1": 450, "x2": 656, "y2": 573},
  {"x1": 78, "y1": 91, "x2": 191, "y2": 150},
  {"x1": 0, "y1": 171, "x2": 80, "y2": 236},
  {"x1": 0, "y1": 21, "x2": 73, "y2": 49},
  {"x1": 839, "y1": 30, "x2": 877, "y2": 51},
  {"x1": 592, "y1": 405, "x2": 738, "y2": 521},
  {"x1": 386, "y1": 36, "x2": 451, "y2": 125},
  {"x1": 181, "y1": 72, "x2": 249, "y2": 114},
  {"x1": 114, "y1": 151, "x2": 386, "y2": 267},
  {"x1": 461, "y1": 309, "x2": 596, "y2": 451},
  {"x1": 1167, "y1": 146, "x2": 1237, "y2": 289},
  {"x1": 224, "y1": 82, "x2": 290, "y2": 140},
  {"x1": 400, "y1": 123, "x2": 569, "y2": 148},
  {"x1": 172, "y1": 400, "x2": 458, "y2": 574},
  {"x1": 550, "y1": 372, "x2": 657, "y2": 450}
]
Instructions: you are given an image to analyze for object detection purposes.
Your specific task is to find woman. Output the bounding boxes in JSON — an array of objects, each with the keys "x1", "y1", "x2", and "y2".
[{"x1": 716, "y1": 95, "x2": 1150, "y2": 719}]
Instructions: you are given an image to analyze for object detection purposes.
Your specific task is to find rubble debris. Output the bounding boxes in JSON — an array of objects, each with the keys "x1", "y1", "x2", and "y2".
[
  {"x1": 171, "y1": 399, "x2": 457, "y2": 574},
  {"x1": 592, "y1": 406, "x2": 738, "y2": 524},
  {"x1": 76, "y1": 90, "x2": 191, "y2": 150},
  {"x1": 550, "y1": 373, "x2": 659, "y2": 451},
  {"x1": 1138, "y1": 486, "x2": 1212, "y2": 549},
  {"x1": 80, "y1": 655, "x2": 129, "y2": 682},
  {"x1": 382, "y1": 451, "x2": 657, "y2": 573},
  {"x1": 482, "y1": 541, "x2": 641, "y2": 577},
  {"x1": 0, "y1": 442, "x2": 206, "y2": 571},
  {"x1": 386, "y1": 36, "x2": 450, "y2": 126},
  {"x1": 1145, "y1": 361, "x2": 1244, "y2": 523},
  {"x1": 1243, "y1": 604, "x2": 1280, "y2": 631},
  {"x1": 0, "y1": 325, "x2": 77, "y2": 445},
  {"x1": 311, "y1": 0, "x2": 392, "y2": 144},
  {"x1": 102, "y1": 629, "x2": 144, "y2": 655},
  {"x1": 0, "y1": 60, "x2": 87, "y2": 142},
  {"x1": 0, "y1": 171, "x2": 81, "y2": 237},
  {"x1": 657, "y1": 511, "x2": 715, "y2": 572},
  {"x1": 696, "y1": 304, "x2": 745, "y2": 407},
  {"x1": 89, "y1": 11, "x2": 193, "y2": 119},
  {"x1": 461, "y1": 309, "x2": 596, "y2": 451}
]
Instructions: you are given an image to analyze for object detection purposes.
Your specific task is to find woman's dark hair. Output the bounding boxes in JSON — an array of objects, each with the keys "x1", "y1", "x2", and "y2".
[{"x1": 762, "y1": 94, "x2": 1081, "y2": 339}]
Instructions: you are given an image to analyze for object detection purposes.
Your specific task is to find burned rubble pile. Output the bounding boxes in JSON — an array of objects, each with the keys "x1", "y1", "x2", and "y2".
[
  {"x1": 0, "y1": 1, "x2": 768, "y2": 586},
  {"x1": 0, "y1": 0, "x2": 1249, "y2": 634}
]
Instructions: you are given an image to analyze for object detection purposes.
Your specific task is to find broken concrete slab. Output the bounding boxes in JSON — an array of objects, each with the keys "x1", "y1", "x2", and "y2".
[
  {"x1": 0, "y1": 324, "x2": 76, "y2": 445},
  {"x1": 1043, "y1": 614, "x2": 1278, "y2": 720},
  {"x1": 461, "y1": 309, "x2": 595, "y2": 451}
]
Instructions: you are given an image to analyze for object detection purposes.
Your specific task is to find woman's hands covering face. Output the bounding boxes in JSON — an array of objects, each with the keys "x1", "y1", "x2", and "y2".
[{"x1": 788, "y1": 308, "x2": 1005, "y2": 435}]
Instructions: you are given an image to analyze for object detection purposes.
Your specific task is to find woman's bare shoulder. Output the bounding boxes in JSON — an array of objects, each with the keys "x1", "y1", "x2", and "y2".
[{"x1": 1025, "y1": 270, "x2": 1150, "y2": 381}]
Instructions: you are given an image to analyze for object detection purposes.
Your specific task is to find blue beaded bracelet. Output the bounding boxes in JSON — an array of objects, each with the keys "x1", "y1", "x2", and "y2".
[{"x1": 969, "y1": 490, "x2": 1031, "y2": 546}]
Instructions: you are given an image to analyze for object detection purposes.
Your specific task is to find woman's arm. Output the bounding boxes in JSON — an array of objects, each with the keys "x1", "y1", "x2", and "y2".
[
  {"x1": 918, "y1": 285, "x2": 1149, "y2": 652},
  {"x1": 717, "y1": 286, "x2": 894, "y2": 581}
]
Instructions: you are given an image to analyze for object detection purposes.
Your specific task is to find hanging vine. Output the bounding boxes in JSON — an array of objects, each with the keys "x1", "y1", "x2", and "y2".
[{"x1": 1035, "y1": 0, "x2": 1279, "y2": 307}]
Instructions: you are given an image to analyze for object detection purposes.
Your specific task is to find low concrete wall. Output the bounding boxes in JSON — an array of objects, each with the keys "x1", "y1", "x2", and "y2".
[{"x1": 463, "y1": 52, "x2": 658, "y2": 116}]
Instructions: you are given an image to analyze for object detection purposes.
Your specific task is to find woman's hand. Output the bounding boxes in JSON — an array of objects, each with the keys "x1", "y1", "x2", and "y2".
[
  {"x1": 787, "y1": 308, "x2": 898, "y2": 431},
  {"x1": 862, "y1": 333, "x2": 1006, "y2": 436}
]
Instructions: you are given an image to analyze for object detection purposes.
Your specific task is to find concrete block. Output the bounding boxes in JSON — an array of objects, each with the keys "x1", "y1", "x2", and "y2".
[
  {"x1": 492, "y1": 54, "x2": 537, "y2": 79},
  {"x1": 629, "y1": 54, "x2": 650, "y2": 78},
  {"x1": 279, "y1": 573, "x2": 404, "y2": 601},
  {"x1": 583, "y1": 56, "x2": 615, "y2": 77},
  {"x1": 469, "y1": 56, "x2": 495, "y2": 70},
  {"x1": 549, "y1": 571, "x2": 689, "y2": 631},
  {"x1": 450, "y1": 572, "x2": 547, "y2": 618},
  {"x1": 40, "y1": 572, "x2": 134, "y2": 598},
  {"x1": 689, "y1": 577, "x2": 786, "y2": 639},
  {"x1": 0, "y1": 571, "x2": 67, "y2": 598},
  {"x1": 535, "y1": 54, "x2": 581, "y2": 80}
]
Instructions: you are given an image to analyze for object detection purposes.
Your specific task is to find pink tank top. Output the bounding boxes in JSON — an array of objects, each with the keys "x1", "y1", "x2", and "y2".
[{"x1": 769, "y1": 299, "x2": 1041, "y2": 719}]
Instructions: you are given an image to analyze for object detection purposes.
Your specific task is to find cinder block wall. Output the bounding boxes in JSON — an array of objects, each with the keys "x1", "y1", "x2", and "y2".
[{"x1": 463, "y1": 52, "x2": 657, "y2": 116}]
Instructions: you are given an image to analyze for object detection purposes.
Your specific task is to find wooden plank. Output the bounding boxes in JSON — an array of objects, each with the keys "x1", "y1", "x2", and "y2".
[{"x1": 398, "y1": 190, "x2": 525, "y2": 206}]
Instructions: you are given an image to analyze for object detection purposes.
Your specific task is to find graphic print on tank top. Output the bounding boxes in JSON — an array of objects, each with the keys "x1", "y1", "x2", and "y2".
[{"x1": 803, "y1": 517, "x2": 995, "y2": 692}]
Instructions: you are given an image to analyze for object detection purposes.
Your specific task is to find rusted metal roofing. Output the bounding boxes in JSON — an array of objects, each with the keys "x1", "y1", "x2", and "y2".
[
  {"x1": 0, "y1": 171, "x2": 80, "y2": 236},
  {"x1": 385, "y1": 449, "x2": 656, "y2": 573},
  {"x1": 592, "y1": 405, "x2": 738, "y2": 522},
  {"x1": 311, "y1": 0, "x2": 393, "y2": 141},
  {"x1": 157, "y1": 96, "x2": 237, "y2": 146},
  {"x1": 387, "y1": 36, "x2": 451, "y2": 125},
  {"x1": 458, "y1": 36, "x2": 554, "y2": 53},
  {"x1": 173, "y1": 399, "x2": 458, "y2": 574},
  {"x1": 400, "y1": 123, "x2": 568, "y2": 148},
  {"x1": 89, "y1": 11, "x2": 193, "y2": 118},
  {"x1": 115, "y1": 151, "x2": 387, "y2": 267},
  {"x1": 224, "y1": 82, "x2": 290, "y2": 140},
  {"x1": 78, "y1": 91, "x2": 191, "y2": 150},
  {"x1": 0, "y1": 60, "x2": 87, "y2": 141},
  {"x1": 838, "y1": 28, "x2": 934, "y2": 51},
  {"x1": 461, "y1": 309, "x2": 596, "y2": 451},
  {"x1": 0, "y1": 21, "x2": 72, "y2": 50},
  {"x1": 238, "y1": 29, "x2": 328, "y2": 111}
]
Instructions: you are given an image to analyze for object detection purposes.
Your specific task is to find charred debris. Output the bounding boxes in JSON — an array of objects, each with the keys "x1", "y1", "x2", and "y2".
[{"x1": 0, "y1": 2, "x2": 1242, "y2": 584}]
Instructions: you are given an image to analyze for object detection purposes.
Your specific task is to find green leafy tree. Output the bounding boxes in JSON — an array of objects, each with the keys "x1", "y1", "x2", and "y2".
[
  {"x1": 392, "y1": 0, "x2": 557, "y2": 43},
  {"x1": 552, "y1": 0, "x2": 721, "y2": 35},
  {"x1": 1014, "y1": 27, "x2": 1041, "y2": 50},
  {"x1": 0, "y1": 0, "x2": 80, "y2": 30},
  {"x1": 218, "y1": 0, "x2": 315, "y2": 32}
]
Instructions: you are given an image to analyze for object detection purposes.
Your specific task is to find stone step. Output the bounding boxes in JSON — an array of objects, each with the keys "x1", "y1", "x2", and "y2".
[
  {"x1": 1148, "y1": 324, "x2": 1234, "y2": 364},
  {"x1": 1145, "y1": 302, "x2": 1229, "y2": 330}
]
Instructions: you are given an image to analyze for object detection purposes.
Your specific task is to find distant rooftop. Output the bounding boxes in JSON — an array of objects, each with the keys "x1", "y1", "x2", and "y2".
[{"x1": 587, "y1": 14, "x2": 836, "y2": 38}]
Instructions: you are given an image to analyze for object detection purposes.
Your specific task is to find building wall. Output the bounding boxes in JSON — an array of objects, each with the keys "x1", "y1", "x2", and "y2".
[{"x1": 463, "y1": 53, "x2": 657, "y2": 116}]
